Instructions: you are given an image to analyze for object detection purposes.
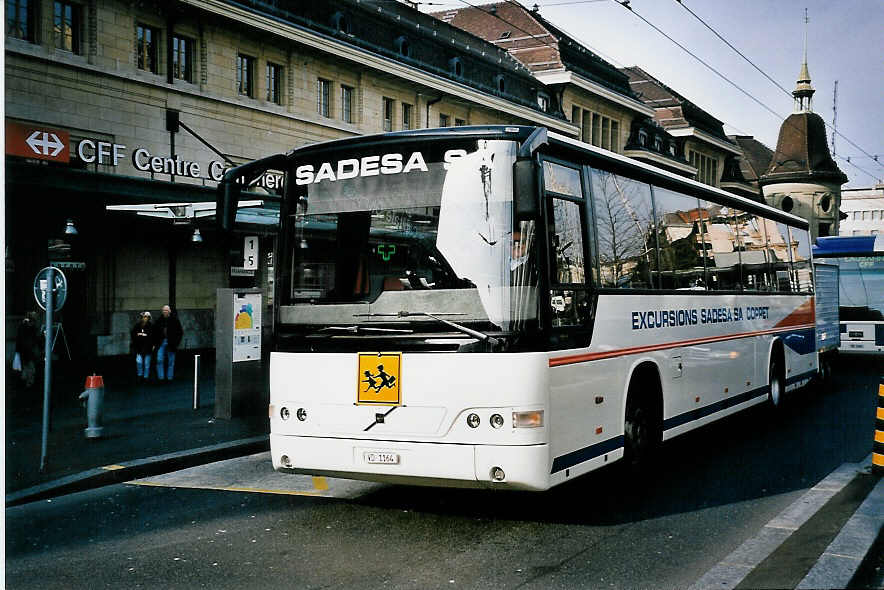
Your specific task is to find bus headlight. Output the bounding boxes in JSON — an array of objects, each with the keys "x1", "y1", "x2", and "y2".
[
  {"x1": 466, "y1": 413, "x2": 480, "y2": 428},
  {"x1": 513, "y1": 410, "x2": 543, "y2": 428},
  {"x1": 491, "y1": 467, "x2": 506, "y2": 481},
  {"x1": 490, "y1": 414, "x2": 505, "y2": 429}
]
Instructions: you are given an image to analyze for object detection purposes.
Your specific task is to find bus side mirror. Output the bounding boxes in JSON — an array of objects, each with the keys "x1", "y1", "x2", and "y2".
[
  {"x1": 217, "y1": 180, "x2": 240, "y2": 232},
  {"x1": 513, "y1": 159, "x2": 538, "y2": 220}
]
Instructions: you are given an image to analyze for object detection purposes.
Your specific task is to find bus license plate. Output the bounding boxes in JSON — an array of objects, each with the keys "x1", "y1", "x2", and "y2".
[{"x1": 364, "y1": 452, "x2": 399, "y2": 465}]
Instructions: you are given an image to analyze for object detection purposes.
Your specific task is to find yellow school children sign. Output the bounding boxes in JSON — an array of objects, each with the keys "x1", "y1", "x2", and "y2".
[{"x1": 357, "y1": 352, "x2": 401, "y2": 405}]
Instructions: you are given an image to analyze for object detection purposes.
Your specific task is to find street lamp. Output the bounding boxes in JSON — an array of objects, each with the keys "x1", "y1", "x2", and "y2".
[
  {"x1": 64, "y1": 219, "x2": 78, "y2": 236},
  {"x1": 191, "y1": 228, "x2": 203, "y2": 243}
]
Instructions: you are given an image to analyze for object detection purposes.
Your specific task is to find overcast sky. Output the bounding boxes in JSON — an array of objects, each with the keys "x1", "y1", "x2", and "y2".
[{"x1": 426, "y1": 0, "x2": 884, "y2": 187}]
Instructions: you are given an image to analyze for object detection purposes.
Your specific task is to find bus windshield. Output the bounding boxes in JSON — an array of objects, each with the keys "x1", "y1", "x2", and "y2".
[
  {"x1": 835, "y1": 256, "x2": 884, "y2": 321},
  {"x1": 283, "y1": 138, "x2": 537, "y2": 336}
]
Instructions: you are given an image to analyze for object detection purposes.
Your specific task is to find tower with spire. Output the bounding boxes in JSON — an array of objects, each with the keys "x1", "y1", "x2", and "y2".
[{"x1": 760, "y1": 9, "x2": 847, "y2": 241}]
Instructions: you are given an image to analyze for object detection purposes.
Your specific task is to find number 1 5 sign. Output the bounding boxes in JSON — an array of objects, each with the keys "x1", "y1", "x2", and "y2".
[{"x1": 244, "y1": 236, "x2": 258, "y2": 270}]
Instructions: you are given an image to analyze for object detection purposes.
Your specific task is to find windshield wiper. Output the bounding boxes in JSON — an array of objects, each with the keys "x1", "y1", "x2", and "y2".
[
  {"x1": 354, "y1": 311, "x2": 500, "y2": 347},
  {"x1": 316, "y1": 326, "x2": 414, "y2": 335}
]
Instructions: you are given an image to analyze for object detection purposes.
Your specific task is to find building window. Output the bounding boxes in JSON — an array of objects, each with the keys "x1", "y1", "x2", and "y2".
[
  {"x1": 402, "y1": 103, "x2": 413, "y2": 130},
  {"x1": 689, "y1": 150, "x2": 718, "y2": 186},
  {"x1": 439, "y1": 113, "x2": 450, "y2": 127},
  {"x1": 572, "y1": 106, "x2": 620, "y2": 152},
  {"x1": 172, "y1": 35, "x2": 193, "y2": 82},
  {"x1": 341, "y1": 85, "x2": 353, "y2": 123},
  {"x1": 455, "y1": 118, "x2": 466, "y2": 127},
  {"x1": 237, "y1": 54, "x2": 255, "y2": 97},
  {"x1": 449, "y1": 57, "x2": 463, "y2": 77},
  {"x1": 266, "y1": 62, "x2": 282, "y2": 104},
  {"x1": 53, "y1": 1, "x2": 81, "y2": 53},
  {"x1": 395, "y1": 36, "x2": 411, "y2": 58},
  {"x1": 494, "y1": 74, "x2": 506, "y2": 94},
  {"x1": 383, "y1": 97, "x2": 394, "y2": 131},
  {"x1": 317, "y1": 78, "x2": 330, "y2": 117},
  {"x1": 537, "y1": 92, "x2": 550, "y2": 112},
  {"x1": 7, "y1": 0, "x2": 35, "y2": 42},
  {"x1": 136, "y1": 24, "x2": 159, "y2": 73}
]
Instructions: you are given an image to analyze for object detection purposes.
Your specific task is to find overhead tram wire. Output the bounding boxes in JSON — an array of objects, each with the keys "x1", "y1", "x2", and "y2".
[
  {"x1": 444, "y1": 0, "x2": 881, "y2": 183},
  {"x1": 610, "y1": 0, "x2": 880, "y2": 184},
  {"x1": 672, "y1": 0, "x2": 884, "y2": 173}
]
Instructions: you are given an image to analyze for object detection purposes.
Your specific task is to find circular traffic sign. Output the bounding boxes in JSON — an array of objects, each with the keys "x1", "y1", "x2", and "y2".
[{"x1": 33, "y1": 267, "x2": 68, "y2": 311}]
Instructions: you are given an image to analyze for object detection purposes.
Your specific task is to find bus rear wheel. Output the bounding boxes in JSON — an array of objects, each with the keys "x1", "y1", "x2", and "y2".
[{"x1": 768, "y1": 353, "x2": 785, "y2": 409}]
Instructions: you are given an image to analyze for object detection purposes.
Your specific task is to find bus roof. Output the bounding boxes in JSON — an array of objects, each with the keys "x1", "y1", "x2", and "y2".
[
  {"x1": 813, "y1": 235, "x2": 884, "y2": 257},
  {"x1": 261, "y1": 125, "x2": 808, "y2": 229}
]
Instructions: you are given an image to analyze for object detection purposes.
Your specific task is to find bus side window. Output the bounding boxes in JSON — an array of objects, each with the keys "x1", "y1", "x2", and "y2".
[
  {"x1": 548, "y1": 197, "x2": 587, "y2": 327},
  {"x1": 771, "y1": 222, "x2": 795, "y2": 292},
  {"x1": 650, "y1": 187, "x2": 706, "y2": 290},
  {"x1": 789, "y1": 226, "x2": 814, "y2": 293},
  {"x1": 590, "y1": 169, "x2": 655, "y2": 289}
]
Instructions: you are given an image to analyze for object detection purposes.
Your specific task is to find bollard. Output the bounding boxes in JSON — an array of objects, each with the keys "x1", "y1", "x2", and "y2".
[
  {"x1": 78, "y1": 374, "x2": 105, "y2": 439},
  {"x1": 875, "y1": 378, "x2": 884, "y2": 475}
]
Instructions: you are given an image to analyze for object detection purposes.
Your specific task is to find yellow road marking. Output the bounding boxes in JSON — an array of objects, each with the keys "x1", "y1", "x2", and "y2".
[
  {"x1": 126, "y1": 480, "x2": 323, "y2": 497},
  {"x1": 312, "y1": 476, "x2": 329, "y2": 491},
  {"x1": 102, "y1": 465, "x2": 126, "y2": 471}
]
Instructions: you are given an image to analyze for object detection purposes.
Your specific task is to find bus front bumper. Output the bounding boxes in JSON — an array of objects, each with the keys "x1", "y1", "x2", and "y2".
[{"x1": 270, "y1": 434, "x2": 552, "y2": 491}]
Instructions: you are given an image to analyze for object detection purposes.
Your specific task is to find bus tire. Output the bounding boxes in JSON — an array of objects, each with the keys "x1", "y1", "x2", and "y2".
[
  {"x1": 768, "y1": 349, "x2": 785, "y2": 409},
  {"x1": 623, "y1": 370, "x2": 663, "y2": 473}
]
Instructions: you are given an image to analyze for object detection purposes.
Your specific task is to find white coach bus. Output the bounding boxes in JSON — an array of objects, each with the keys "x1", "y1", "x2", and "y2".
[{"x1": 218, "y1": 126, "x2": 817, "y2": 490}]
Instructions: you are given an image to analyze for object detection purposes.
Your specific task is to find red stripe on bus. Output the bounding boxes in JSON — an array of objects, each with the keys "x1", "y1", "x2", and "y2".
[
  {"x1": 774, "y1": 298, "x2": 815, "y2": 328},
  {"x1": 548, "y1": 323, "x2": 815, "y2": 367}
]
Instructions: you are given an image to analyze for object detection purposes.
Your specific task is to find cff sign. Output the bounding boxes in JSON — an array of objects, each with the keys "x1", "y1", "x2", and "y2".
[{"x1": 6, "y1": 121, "x2": 70, "y2": 163}]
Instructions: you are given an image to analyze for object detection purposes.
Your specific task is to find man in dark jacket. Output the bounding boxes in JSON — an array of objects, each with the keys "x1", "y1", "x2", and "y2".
[
  {"x1": 154, "y1": 304, "x2": 184, "y2": 381},
  {"x1": 131, "y1": 311, "x2": 154, "y2": 383}
]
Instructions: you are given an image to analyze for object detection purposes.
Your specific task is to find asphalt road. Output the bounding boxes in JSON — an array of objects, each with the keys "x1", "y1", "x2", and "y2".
[{"x1": 5, "y1": 356, "x2": 880, "y2": 590}]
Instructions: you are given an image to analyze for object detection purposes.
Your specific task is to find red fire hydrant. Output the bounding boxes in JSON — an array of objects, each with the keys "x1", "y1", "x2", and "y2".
[{"x1": 78, "y1": 375, "x2": 105, "y2": 439}]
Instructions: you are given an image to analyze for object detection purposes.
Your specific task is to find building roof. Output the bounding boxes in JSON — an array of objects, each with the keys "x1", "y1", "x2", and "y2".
[
  {"x1": 728, "y1": 135, "x2": 774, "y2": 183},
  {"x1": 759, "y1": 112, "x2": 848, "y2": 187},
  {"x1": 621, "y1": 66, "x2": 732, "y2": 143},
  {"x1": 432, "y1": 2, "x2": 633, "y2": 97}
]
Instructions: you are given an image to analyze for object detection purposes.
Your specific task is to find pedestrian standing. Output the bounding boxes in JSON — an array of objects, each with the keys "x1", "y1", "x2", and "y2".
[
  {"x1": 15, "y1": 311, "x2": 42, "y2": 389},
  {"x1": 131, "y1": 311, "x2": 154, "y2": 383},
  {"x1": 154, "y1": 304, "x2": 183, "y2": 381}
]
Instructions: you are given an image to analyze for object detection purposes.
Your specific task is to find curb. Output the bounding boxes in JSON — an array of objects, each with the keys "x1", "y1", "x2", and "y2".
[
  {"x1": 5, "y1": 435, "x2": 269, "y2": 508},
  {"x1": 797, "y1": 473, "x2": 884, "y2": 589}
]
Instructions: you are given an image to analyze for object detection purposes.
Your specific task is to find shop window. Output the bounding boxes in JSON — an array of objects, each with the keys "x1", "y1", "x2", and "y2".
[
  {"x1": 136, "y1": 24, "x2": 160, "y2": 73},
  {"x1": 8, "y1": 0, "x2": 36, "y2": 42},
  {"x1": 53, "y1": 0, "x2": 81, "y2": 53},
  {"x1": 172, "y1": 35, "x2": 194, "y2": 82},
  {"x1": 454, "y1": 118, "x2": 466, "y2": 127},
  {"x1": 439, "y1": 113, "x2": 449, "y2": 127}
]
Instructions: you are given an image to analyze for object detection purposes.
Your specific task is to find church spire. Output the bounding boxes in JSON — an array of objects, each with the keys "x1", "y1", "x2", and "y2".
[{"x1": 793, "y1": 8, "x2": 815, "y2": 112}]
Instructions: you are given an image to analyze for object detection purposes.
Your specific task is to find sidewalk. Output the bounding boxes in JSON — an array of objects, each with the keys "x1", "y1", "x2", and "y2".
[{"x1": 5, "y1": 351, "x2": 268, "y2": 503}]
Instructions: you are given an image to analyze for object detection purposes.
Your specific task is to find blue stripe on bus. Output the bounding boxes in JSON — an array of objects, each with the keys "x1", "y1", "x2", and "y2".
[
  {"x1": 550, "y1": 435, "x2": 625, "y2": 474},
  {"x1": 786, "y1": 369, "x2": 818, "y2": 386},
  {"x1": 783, "y1": 328, "x2": 816, "y2": 355},
  {"x1": 663, "y1": 386, "x2": 770, "y2": 431},
  {"x1": 813, "y1": 235, "x2": 884, "y2": 256}
]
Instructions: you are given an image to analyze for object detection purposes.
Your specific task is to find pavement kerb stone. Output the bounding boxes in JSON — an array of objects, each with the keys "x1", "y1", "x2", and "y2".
[{"x1": 5, "y1": 435, "x2": 269, "y2": 508}]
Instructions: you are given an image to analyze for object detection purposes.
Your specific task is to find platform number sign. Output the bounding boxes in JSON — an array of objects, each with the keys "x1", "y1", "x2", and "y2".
[{"x1": 244, "y1": 236, "x2": 258, "y2": 270}]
